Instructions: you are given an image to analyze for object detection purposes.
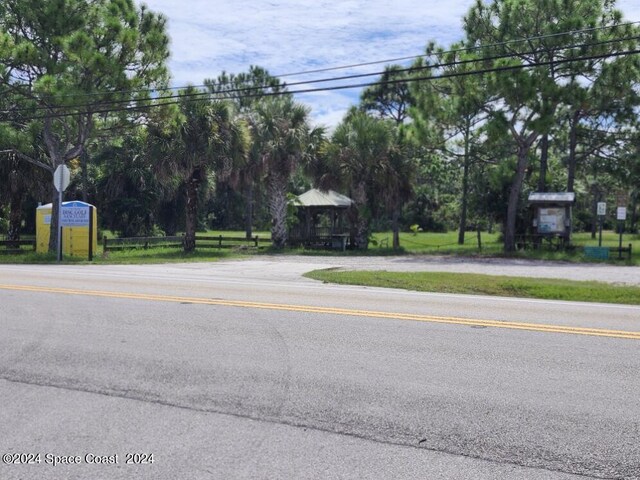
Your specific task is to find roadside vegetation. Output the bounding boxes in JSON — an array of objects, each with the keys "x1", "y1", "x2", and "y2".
[
  {"x1": 304, "y1": 270, "x2": 640, "y2": 306},
  {"x1": 1, "y1": 0, "x2": 639, "y2": 272},
  {"x1": 2, "y1": 230, "x2": 638, "y2": 265}
]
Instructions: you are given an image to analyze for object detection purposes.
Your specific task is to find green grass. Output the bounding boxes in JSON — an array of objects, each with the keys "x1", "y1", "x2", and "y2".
[
  {"x1": 369, "y1": 230, "x2": 639, "y2": 264},
  {"x1": 304, "y1": 269, "x2": 640, "y2": 305},
  {"x1": 0, "y1": 248, "x2": 244, "y2": 264},
  {"x1": 372, "y1": 231, "x2": 502, "y2": 254},
  {"x1": 2, "y1": 229, "x2": 638, "y2": 265},
  {"x1": 94, "y1": 248, "x2": 243, "y2": 264}
]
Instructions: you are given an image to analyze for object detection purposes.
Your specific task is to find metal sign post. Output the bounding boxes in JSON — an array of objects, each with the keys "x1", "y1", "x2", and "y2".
[
  {"x1": 617, "y1": 207, "x2": 627, "y2": 259},
  {"x1": 88, "y1": 205, "x2": 94, "y2": 261},
  {"x1": 597, "y1": 202, "x2": 606, "y2": 247},
  {"x1": 53, "y1": 165, "x2": 70, "y2": 262}
]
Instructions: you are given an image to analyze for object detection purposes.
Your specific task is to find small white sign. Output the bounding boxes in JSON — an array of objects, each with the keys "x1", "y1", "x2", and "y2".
[
  {"x1": 617, "y1": 207, "x2": 627, "y2": 221},
  {"x1": 61, "y1": 206, "x2": 90, "y2": 227},
  {"x1": 44, "y1": 214, "x2": 51, "y2": 225},
  {"x1": 597, "y1": 202, "x2": 606, "y2": 216}
]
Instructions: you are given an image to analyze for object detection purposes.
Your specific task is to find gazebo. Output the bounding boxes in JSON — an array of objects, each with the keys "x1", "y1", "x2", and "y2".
[{"x1": 288, "y1": 189, "x2": 353, "y2": 249}]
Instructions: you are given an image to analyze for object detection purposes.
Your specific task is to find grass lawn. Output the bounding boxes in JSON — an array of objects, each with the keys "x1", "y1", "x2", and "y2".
[
  {"x1": 370, "y1": 230, "x2": 640, "y2": 264},
  {"x1": 2, "y1": 229, "x2": 638, "y2": 265},
  {"x1": 3, "y1": 228, "x2": 639, "y2": 305},
  {"x1": 304, "y1": 269, "x2": 640, "y2": 306}
]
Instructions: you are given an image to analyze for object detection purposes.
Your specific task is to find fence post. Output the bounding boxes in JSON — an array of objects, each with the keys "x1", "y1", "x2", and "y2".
[
  {"x1": 103, "y1": 235, "x2": 108, "y2": 252},
  {"x1": 254, "y1": 236, "x2": 258, "y2": 247}
]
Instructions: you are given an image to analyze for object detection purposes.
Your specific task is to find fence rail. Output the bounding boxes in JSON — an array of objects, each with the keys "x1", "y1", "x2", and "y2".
[
  {"x1": 0, "y1": 239, "x2": 36, "y2": 254},
  {"x1": 103, "y1": 235, "x2": 270, "y2": 252},
  {"x1": 190, "y1": 235, "x2": 270, "y2": 249}
]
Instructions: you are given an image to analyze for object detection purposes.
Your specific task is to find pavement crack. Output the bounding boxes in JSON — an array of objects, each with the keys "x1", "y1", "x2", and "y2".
[{"x1": 0, "y1": 374, "x2": 614, "y2": 479}]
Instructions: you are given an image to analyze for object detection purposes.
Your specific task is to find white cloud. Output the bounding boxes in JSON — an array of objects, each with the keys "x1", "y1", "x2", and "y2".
[{"x1": 139, "y1": 0, "x2": 640, "y2": 126}]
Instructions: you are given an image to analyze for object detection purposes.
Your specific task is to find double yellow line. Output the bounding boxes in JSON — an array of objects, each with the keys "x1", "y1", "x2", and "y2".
[{"x1": 2, "y1": 283, "x2": 639, "y2": 340}]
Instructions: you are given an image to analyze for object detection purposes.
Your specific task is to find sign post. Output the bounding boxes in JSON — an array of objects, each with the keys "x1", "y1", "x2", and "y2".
[
  {"x1": 597, "y1": 202, "x2": 606, "y2": 247},
  {"x1": 616, "y1": 190, "x2": 628, "y2": 260},
  {"x1": 53, "y1": 165, "x2": 70, "y2": 262},
  {"x1": 617, "y1": 207, "x2": 627, "y2": 259}
]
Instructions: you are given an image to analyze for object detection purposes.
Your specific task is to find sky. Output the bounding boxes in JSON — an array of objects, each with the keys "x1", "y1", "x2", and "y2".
[{"x1": 138, "y1": 0, "x2": 640, "y2": 128}]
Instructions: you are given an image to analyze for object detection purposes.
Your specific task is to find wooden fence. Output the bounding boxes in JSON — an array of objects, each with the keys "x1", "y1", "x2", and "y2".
[
  {"x1": 103, "y1": 235, "x2": 270, "y2": 252},
  {"x1": 0, "y1": 238, "x2": 36, "y2": 254}
]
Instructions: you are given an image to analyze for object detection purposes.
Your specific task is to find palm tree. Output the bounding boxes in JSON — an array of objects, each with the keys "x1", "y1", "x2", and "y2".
[
  {"x1": 326, "y1": 110, "x2": 398, "y2": 249},
  {"x1": 382, "y1": 131, "x2": 415, "y2": 250},
  {"x1": 254, "y1": 96, "x2": 311, "y2": 249},
  {"x1": 154, "y1": 88, "x2": 249, "y2": 252},
  {"x1": 94, "y1": 132, "x2": 163, "y2": 237}
]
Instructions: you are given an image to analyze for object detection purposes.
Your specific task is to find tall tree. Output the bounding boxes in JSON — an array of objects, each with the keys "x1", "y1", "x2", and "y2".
[
  {"x1": 411, "y1": 44, "x2": 489, "y2": 245},
  {"x1": 155, "y1": 88, "x2": 249, "y2": 252},
  {"x1": 253, "y1": 96, "x2": 312, "y2": 249},
  {"x1": 322, "y1": 110, "x2": 399, "y2": 249},
  {"x1": 0, "y1": 86, "x2": 47, "y2": 241},
  {"x1": 463, "y1": 0, "x2": 621, "y2": 251},
  {"x1": 94, "y1": 129, "x2": 163, "y2": 237},
  {"x1": 560, "y1": 19, "x2": 640, "y2": 193},
  {"x1": 383, "y1": 130, "x2": 415, "y2": 250},
  {"x1": 360, "y1": 65, "x2": 413, "y2": 126},
  {"x1": 205, "y1": 66, "x2": 286, "y2": 239},
  {"x1": 0, "y1": 0, "x2": 170, "y2": 252}
]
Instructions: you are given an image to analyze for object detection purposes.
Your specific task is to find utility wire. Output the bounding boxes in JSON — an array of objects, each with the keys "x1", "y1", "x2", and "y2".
[
  {"x1": 274, "y1": 20, "x2": 640, "y2": 77},
  {"x1": 7, "y1": 47, "x2": 640, "y2": 122},
  {"x1": 3, "y1": 20, "x2": 638, "y2": 103},
  {"x1": 4, "y1": 33, "x2": 639, "y2": 115}
]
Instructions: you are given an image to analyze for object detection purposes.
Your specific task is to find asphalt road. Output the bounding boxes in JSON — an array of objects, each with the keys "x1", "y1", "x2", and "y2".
[{"x1": 0, "y1": 260, "x2": 639, "y2": 479}]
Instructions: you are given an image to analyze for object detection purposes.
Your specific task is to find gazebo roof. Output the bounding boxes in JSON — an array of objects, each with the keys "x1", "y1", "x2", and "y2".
[{"x1": 295, "y1": 189, "x2": 353, "y2": 208}]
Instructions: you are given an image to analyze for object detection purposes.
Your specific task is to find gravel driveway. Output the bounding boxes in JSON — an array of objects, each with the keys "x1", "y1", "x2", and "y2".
[{"x1": 251, "y1": 254, "x2": 640, "y2": 286}]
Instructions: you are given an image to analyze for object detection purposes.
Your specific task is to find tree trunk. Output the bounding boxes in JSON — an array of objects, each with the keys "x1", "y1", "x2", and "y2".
[
  {"x1": 268, "y1": 172, "x2": 288, "y2": 249},
  {"x1": 567, "y1": 110, "x2": 580, "y2": 193},
  {"x1": 504, "y1": 147, "x2": 530, "y2": 252},
  {"x1": 81, "y1": 151, "x2": 89, "y2": 203},
  {"x1": 184, "y1": 173, "x2": 199, "y2": 252},
  {"x1": 458, "y1": 123, "x2": 471, "y2": 245},
  {"x1": 458, "y1": 175, "x2": 469, "y2": 245},
  {"x1": 352, "y1": 182, "x2": 369, "y2": 250},
  {"x1": 48, "y1": 187, "x2": 61, "y2": 254},
  {"x1": 537, "y1": 134, "x2": 549, "y2": 192},
  {"x1": 591, "y1": 195, "x2": 598, "y2": 239},
  {"x1": 44, "y1": 117, "x2": 65, "y2": 254},
  {"x1": 244, "y1": 182, "x2": 254, "y2": 240},
  {"x1": 392, "y1": 207, "x2": 400, "y2": 250},
  {"x1": 631, "y1": 192, "x2": 638, "y2": 234},
  {"x1": 8, "y1": 184, "x2": 22, "y2": 242},
  {"x1": 47, "y1": 166, "x2": 64, "y2": 254}
]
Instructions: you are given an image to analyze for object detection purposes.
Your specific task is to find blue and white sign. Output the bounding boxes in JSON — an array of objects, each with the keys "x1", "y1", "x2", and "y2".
[{"x1": 61, "y1": 204, "x2": 90, "y2": 227}]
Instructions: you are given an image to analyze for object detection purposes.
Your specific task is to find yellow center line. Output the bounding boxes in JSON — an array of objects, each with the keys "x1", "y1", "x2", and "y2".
[{"x1": 2, "y1": 283, "x2": 639, "y2": 340}]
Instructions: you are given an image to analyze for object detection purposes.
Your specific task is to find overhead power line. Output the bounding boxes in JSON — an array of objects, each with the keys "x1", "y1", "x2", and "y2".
[
  {"x1": 3, "y1": 32, "x2": 639, "y2": 117},
  {"x1": 6, "y1": 46, "x2": 640, "y2": 123},
  {"x1": 273, "y1": 20, "x2": 640, "y2": 77},
  {"x1": 2, "y1": 20, "x2": 638, "y2": 104}
]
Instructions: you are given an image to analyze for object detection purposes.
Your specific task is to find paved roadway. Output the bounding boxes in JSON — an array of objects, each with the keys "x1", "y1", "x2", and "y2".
[{"x1": 0, "y1": 259, "x2": 639, "y2": 479}]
